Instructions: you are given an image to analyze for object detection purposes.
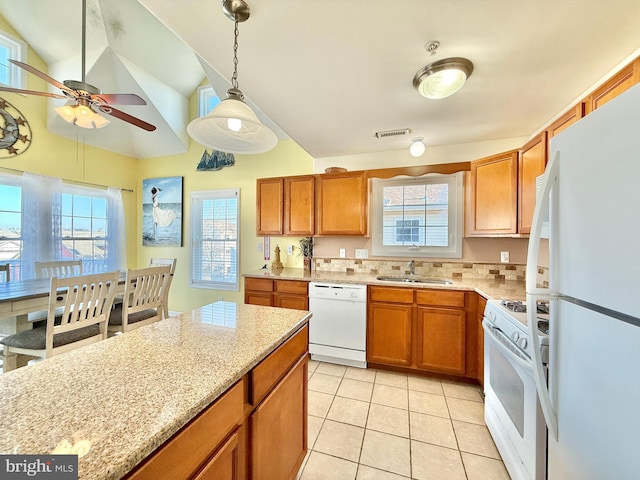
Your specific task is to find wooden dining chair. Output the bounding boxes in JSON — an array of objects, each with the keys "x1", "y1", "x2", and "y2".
[
  {"x1": 0, "y1": 263, "x2": 9, "y2": 282},
  {"x1": 0, "y1": 271, "x2": 119, "y2": 372},
  {"x1": 108, "y1": 265, "x2": 171, "y2": 335},
  {"x1": 149, "y1": 258, "x2": 177, "y2": 318},
  {"x1": 35, "y1": 260, "x2": 83, "y2": 279}
]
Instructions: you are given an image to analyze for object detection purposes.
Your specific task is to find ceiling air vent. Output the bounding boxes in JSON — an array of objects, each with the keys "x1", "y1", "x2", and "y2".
[{"x1": 374, "y1": 128, "x2": 411, "y2": 139}]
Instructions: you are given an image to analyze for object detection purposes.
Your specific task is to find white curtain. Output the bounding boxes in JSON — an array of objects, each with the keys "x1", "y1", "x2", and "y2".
[
  {"x1": 20, "y1": 173, "x2": 127, "y2": 279},
  {"x1": 106, "y1": 187, "x2": 127, "y2": 272},
  {"x1": 21, "y1": 173, "x2": 63, "y2": 279}
]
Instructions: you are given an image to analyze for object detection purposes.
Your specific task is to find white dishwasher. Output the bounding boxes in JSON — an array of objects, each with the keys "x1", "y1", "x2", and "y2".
[{"x1": 308, "y1": 282, "x2": 367, "y2": 368}]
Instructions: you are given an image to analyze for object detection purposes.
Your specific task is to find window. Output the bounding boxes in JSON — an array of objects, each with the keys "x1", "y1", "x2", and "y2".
[
  {"x1": 370, "y1": 173, "x2": 464, "y2": 258},
  {"x1": 198, "y1": 85, "x2": 221, "y2": 117},
  {"x1": 0, "y1": 31, "x2": 27, "y2": 88},
  {"x1": 191, "y1": 189, "x2": 239, "y2": 291},
  {"x1": 0, "y1": 177, "x2": 23, "y2": 279}
]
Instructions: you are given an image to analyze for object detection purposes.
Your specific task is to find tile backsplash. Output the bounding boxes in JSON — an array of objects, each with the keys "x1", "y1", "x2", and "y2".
[{"x1": 314, "y1": 257, "x2": 549, "y2": 286}]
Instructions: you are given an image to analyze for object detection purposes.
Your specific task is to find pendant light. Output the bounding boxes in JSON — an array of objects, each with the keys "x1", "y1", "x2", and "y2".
[{"x1": 187, "y1": 0, "x2": 277, "y2": 154}]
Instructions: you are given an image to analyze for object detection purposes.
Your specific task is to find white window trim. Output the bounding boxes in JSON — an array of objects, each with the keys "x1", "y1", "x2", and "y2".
[
  {"x1": 190, "y1": 188, "x2": 240, "y2": 291},
  {"x1": 0, "y1": 31, "x2": 27, "y2": 89},
  {"x1": 197, "y1": 85, "x2": 220, "y2": 117},
  {"x1": 370, "y1": 173, "x2": 464, "y2": 258}
]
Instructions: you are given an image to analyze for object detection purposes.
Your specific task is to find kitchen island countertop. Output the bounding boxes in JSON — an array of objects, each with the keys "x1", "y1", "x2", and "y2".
[
  {"x1": 243, "y1": 268, "x2": 526, "y2": 301},
  {"x1": 0, "y1": 301, "x2": 311, "y2": 480}
]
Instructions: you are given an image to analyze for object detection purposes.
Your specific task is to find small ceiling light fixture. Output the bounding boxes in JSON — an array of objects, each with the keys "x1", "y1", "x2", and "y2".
[
  {"x1": 409, "y1": 137, "x2": 426, "y2": 157},
  {"x1": 56, "y1": 97, "x2": 110, "y2": 129},
  {"x1": 413, "y1": 57, "x2": 474, "y2": 99},
  {"x1": 187, "y1": 0, "x2": 277, "y2": 154}
]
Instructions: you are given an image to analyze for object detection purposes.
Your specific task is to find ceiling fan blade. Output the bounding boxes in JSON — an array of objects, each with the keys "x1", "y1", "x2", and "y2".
[
  {"x1": 0, "y1": 85, "x2": 67, "y2": 99},
  {"x1": 9, "y1": 59, "x2": 71, "y2": 93},
  {"x1": 99, "y1": 106, "x2": 156, "y2": 132},
  {"x1": 92, "y1": 93, "x2": 147, "y2": 105}
]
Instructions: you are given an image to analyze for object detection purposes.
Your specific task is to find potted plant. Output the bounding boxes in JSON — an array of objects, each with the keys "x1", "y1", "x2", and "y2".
[{"x1": 298, "y1": 237, "x2": 313, "y2": 271}]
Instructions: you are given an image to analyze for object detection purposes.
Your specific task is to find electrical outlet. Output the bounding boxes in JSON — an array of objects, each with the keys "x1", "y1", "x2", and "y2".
[
  {"x1": 287, "y1": 245, "x2": 293, "y2": 255},
  {"x1": 339, "y1": 248, "x2": 346, "y2": 258},
  {"x1": 355, "y1": 248, "x2": 369, "y2": 259},
  {"x1": 500, "y1": 251, "x2": 510, "y2": 263}
]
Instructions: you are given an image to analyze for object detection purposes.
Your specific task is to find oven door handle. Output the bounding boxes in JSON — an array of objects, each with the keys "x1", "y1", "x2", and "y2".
[{"x1": 482, "y1": 319, "x2": 533, "y2": 371}]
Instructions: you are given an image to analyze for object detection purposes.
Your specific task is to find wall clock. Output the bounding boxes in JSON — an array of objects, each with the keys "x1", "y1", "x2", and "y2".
[{"x1": 0, "y1": 97, "x2": 32, "y2": 158}]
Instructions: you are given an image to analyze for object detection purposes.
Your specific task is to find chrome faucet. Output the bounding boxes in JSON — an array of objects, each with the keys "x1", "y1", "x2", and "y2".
[{"x1": 407, "y1": 260, "x2": 415, "y2": 276}]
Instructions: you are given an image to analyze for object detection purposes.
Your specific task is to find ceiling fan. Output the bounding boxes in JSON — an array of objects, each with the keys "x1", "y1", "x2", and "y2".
[{"x1": 0, "y1": 0, "x2": 156, "y2": 131}]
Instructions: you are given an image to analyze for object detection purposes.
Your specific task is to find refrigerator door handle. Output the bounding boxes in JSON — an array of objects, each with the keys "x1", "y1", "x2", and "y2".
[{"x1": 526, "y1": 152, "x2": 560, "y2": 440}]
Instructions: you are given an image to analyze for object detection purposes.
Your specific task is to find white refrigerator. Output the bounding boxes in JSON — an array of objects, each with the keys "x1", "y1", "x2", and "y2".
[{"x1": 526, "y1": 83, "x2": 640, "y2": 479}]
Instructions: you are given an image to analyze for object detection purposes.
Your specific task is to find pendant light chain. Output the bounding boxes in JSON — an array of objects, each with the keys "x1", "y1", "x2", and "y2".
[{"x1": 231, "y1": 19, "x2": 240, "y2": 90}]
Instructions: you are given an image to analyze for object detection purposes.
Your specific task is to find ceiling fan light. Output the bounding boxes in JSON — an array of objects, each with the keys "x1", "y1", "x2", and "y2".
[
  {"x1": 187, "y1": 93, "x2": 277, "y2": 154},
  {"x1": 409, "y1": 137, "x2": 426, "y2": 157},
  {"x1": 55, "y1": 104, "x2": 110, "y2": 129},
  {"x1": 413, "y1": 57, "x2": 473, "y2": 99}
]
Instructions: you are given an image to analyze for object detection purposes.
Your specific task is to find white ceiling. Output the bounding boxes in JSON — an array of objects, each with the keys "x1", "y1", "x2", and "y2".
[{"x1": 2, "y1": 0, "x2": 640, "y2": 160}]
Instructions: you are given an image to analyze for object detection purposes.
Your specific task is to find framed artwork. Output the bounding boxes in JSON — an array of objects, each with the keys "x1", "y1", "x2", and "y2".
[{"x1": 142, "y1": 176, "x2": 183, "y2": 246}]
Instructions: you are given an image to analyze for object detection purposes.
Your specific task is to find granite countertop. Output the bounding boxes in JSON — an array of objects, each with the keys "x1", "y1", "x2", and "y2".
[
  {"x1": 0, "y1": 302, "x2": 311, "y2": 480},
  {"x1": 243, "y1": 268, "x2": 526, "y2": 301}
]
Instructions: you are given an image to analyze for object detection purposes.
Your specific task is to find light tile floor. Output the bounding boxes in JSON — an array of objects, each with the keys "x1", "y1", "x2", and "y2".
[{"x1": 299, "y1": 360, "x2": 510, "y2": 480}]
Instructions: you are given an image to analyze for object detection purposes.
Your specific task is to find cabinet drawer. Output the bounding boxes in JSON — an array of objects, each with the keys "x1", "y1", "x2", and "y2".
[
  {"x1": 275, "y1": 280, "x2": 308, "y2": 295},
  {"x1": 245, "y1": 278, "x2": 274, "y2": 292},
  {"x1": 126, "y1": 381, "x2": 244, "y2": 480},
  {"x1": 250, "y1": 325, "x2": 308, "y2": 406},
  {"x1": 369, "y1": 286, "x2": 413, "y2": 304},
  {"x1": 415, "y1": 289, "x2": 465, "y2": 308}
]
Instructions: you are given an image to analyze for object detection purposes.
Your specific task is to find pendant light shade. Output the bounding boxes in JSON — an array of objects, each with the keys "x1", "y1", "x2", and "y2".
[
  {"x1": 187, "y1": 89, "x2": 277, "y2": 154},
  {"x1": 187, "y1": 0, "x2": 277, "y2": 155},
  {"x1": 413, "y1": 57, "x2": 473, "y2": 99},
  {"x1": 55, "y1": 103, "x2": 110, "y2": 129}
]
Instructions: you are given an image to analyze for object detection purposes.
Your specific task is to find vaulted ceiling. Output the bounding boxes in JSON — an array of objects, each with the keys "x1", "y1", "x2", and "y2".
[{"x1": 2, "y1": 0, "x2": 640, "y2": 160}]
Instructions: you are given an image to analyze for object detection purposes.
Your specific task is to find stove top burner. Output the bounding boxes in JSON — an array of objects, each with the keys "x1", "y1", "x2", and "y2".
[{"x1": 500, "y1": 299, "x2": 549, "y2": 315}]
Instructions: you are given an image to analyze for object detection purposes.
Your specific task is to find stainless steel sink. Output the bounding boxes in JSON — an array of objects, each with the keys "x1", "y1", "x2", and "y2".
[{"x1": 376, "y1": 275, "x2": 453, "y2": 285}]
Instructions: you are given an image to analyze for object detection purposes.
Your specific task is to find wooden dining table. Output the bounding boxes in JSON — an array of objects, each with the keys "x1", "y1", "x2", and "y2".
[{"x1": 0, "y1": 272, "x2": 127, "y2": 370}]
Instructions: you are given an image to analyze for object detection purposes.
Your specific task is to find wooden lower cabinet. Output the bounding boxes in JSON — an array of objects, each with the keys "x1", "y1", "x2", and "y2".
[
  {"x1": 415, "y1": 306, "x2": 466, "y2": 375},
  {"x1": 193, "y1": 429, "x2": 242, "y2": 480},
  {"x1": 367, "y1": 286, "x2": 475, "y2": 379},
  {"x1": 476, "y1": 295, "x2": 488, "y2": 389},
  {"x1": 244, "y1": 278, "x2": 309, "y2": 310},
  {"x1": 250, "y1": 356, "x2": 307, "y2": 480},
  {"x1": 367, "y1": 302, "x2": 413, "y2": 366}
]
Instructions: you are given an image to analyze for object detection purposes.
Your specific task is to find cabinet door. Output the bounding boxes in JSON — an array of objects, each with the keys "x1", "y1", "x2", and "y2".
[
  {"x1": 284, "y1": 176, "x2": 315, "y2": 235},
  {"x1": 547, "y1": 103, "x2": 584, "y2": 138},
  {"x1": 415, "y1": 307, "x2": 466, "y2": 375},
  {"x1": 316, "y1": 171, "x2": 368, "y2": 235},
  {"x1": 251, "y1": 356, "x2": 307, "y2": 480},
  {"x1": 274, "y1": 293, "x2": 308, "y2": 310},
  {"x1": 467, "y1": 151, "x2": 518, "y2": 236},
  {"x1": 367, "y1": 302, "x2": 413, "y2": 366},
  {"x1": 192, "y1": 429, "x2": 241, "y2": 480},
  {"x1": 518, "y1": 132, "x2": 547, "y2": 235},
  {"x1": 585, "y1": 57, "x2": 640, "y2": 114},
  {"x1": 257, "y1": 178, "x2": 283, "y2": 235}
]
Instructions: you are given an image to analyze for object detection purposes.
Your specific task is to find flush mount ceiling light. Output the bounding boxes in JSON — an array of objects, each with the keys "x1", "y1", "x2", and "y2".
[
  {"x1": 413, "y1": 57, "x2": 474, "y2": 99},
  {"x1": 409, "y1": 137, "x2": 426, "y2": 157},
  {"x1": 187, "y1": 0, "x2": 277, "y2": 154}
]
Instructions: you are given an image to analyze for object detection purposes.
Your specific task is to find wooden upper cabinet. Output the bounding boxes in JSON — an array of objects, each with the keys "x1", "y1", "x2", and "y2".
[
  {"x1": 467, "y1": 150, "x2": 518, "y2": 236},
  {"x1": 256, "y1": 178, "x2": 283, "y2": 236},
  {"x1": 518, "y1": 132, "x2": 547, "y2": 235},
  {"x1": 547, "y1": 103, "x2": 585, "y2": 138},
  {"x1": 585, "y1": 57, "x2": 640, "y2": 114},
  {"x1": 284, "y1": 175, "x2": 315, "y2": 236},
  {"x1": 316, "y1": 171, "x2": 368, "y2": 235}
]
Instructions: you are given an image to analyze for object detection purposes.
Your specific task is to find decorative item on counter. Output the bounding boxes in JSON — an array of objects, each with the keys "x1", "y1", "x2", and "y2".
[
  {"x1": 324, "y1": 166, "x2": 347, "y2": 173},
  {"x1": 298, "y1": 237, "x2": 313, "y2": 272},
  {"x1": 196, "y1": 149, "x2": 235, "y2": 171},
  {"x1": 271, "y1": 245, "x2": 284, "y2": 271}
]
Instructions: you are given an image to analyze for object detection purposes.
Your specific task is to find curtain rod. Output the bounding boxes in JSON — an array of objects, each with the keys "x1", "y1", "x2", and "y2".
[{"x1": 0, "y1": 166, "x2": 134, "y2": 193}]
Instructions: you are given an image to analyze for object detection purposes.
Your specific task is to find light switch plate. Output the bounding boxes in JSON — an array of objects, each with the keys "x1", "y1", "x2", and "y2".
[
  {"x1": 287, "y1": 245, "x2": 293, "y2": 255},
  {"x1": 355, "y1": 248, "x2": 369, "y2": 259},
  {"x1": 500, "y1": 251, "x2": 510, "y2": 263},
  {"x1": 339, "y1": 248, "x2": 346, "y2": 258}
]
